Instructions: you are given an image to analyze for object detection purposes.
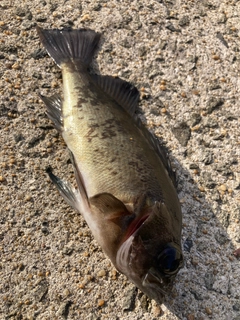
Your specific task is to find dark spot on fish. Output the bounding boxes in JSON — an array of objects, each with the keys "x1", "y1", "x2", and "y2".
[
  {"x1": 101, "y1": 129, "x2": 117, "y2": 139},
  {"x1": 104, "y1": 118, "x2": 115, "y2": 124},
  {"x1": 90, "y1": 98, "x2": 99, "y2": 106},
  {"x1": 74, "y1": 84, "x2": 85, "y2": 91},
  {"x1": 77, "y1": 97, "x2": 88, "y2": 105},
  {"x1": 85, "y1": 126, "x2": 99, "y2": 142},
  {"x1": 78, "y1": 116, "x2": 84, "y2": 120},
  {"x1": 86, "y1": 127, "x2": 96, "y2": 135},
  {"x1": 74, "y1": 81, "x2": 90, "y2": 92},
  {"x1": 128, "y1": 161, "x2": 137, "y2": 166},
  {"x1": 128, "y1": 160, "x2": 143, "y2": 172},
  {"x1": 109, "y1": 157, "x2": 116, "y2": 163}
]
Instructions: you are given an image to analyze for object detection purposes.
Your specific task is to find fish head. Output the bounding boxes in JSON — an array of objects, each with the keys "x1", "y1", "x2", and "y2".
[{"x1": 116, "y1": 200, "x2": 183, "y2": 302}]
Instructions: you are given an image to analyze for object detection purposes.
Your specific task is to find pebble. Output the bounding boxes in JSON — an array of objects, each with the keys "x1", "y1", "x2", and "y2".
[
  {"x1": 233, "y1": 302, "x2": 240, "y2": 311},
  {"x1": 24, "y1": 194, "x2": 32, "y2": 202},
  {"x1": 205, "y1": 97, "x2": 224, "y2": 114},
  {"x1": 218, "y1": 184, "x2": 227, "y2": 192},
  {"x1": 184, "y1": 237, "x2": 193, "y2": 252},
  {"x1": 0, "y1": 176, "x2": 6, "y2": 182},
  {"x1": 56, "y1": 301, "x2": 72, "y2": 317},
  {"x1": 205, "y1": 307, "x2": 212, "y2": 315},
  {"x1": 122, "y1": 287, "x2": 136, "y2": 311},
  {"x1": 204, "y1": 272, "x2": 215, "y2": 290},
  {"x1": 233, "y1": 248, "x2": 240, "y2": 258},
  {"x1": 97, "y1": 269, "x2": 106, "y2": 277},
  {"x1": 215, "y1": 231, "x2": 229, "y2": 245},
  {"x1": 179, "y1": 15, "x2": 190, "y2": 27},
  {"x1": 172, "y1": 122, "x2": 191, "y2": 146},
  {"x1": 63, "y1": 288, "x2": 71, "y2": 297},
  {"x1": 97, "y1": 299, "x2": 105, "y2": 307},
  {"x1": 152, "y1": 304, "x2": 163, "y2": 317}
]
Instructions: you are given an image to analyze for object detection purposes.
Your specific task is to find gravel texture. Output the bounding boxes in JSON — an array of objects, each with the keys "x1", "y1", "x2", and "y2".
[{"x1": 0, "y1": 0, "x2": 240, "y2": 319}]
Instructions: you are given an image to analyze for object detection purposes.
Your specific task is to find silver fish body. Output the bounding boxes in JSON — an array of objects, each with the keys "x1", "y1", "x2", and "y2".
[{"x1": 37, "y1": 27, "x2": 183, "y2": 303}]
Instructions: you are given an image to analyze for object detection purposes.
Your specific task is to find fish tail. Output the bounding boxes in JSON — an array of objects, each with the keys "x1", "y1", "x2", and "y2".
[{"x1": 36, "y1": 26, "x2": 101, "y2": 68}]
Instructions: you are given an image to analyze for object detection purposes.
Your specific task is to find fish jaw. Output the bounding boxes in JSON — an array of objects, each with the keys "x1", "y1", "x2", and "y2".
[{"x1": 116, "y1": 201, "x2": 183, "y2": 303}]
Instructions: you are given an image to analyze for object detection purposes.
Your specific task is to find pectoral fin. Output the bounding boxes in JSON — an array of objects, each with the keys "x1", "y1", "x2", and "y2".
[
  {"x1": 89, "y1": 193, "x2": 134, "y2": 226},
  {"x1": 46, "y1": 168, "x2": 80, "y2": 211}
]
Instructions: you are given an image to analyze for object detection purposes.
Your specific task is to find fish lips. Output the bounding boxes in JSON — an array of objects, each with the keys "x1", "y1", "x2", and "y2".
[{"x1": 142, "y1": 267, "x2": 168, "y2": 299}]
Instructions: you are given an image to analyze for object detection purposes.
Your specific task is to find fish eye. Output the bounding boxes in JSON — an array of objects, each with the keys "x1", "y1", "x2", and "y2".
[{"x1": 157, "y1": 243, "x2": 183, "y2": 276}]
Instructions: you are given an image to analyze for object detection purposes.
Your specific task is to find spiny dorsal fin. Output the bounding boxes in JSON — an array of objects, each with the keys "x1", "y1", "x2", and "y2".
[
  {"x1": 136, "y1": 117, "x2": 177, "y2": 187},
  {"x1": 91, "y1": 74, "x2": 176, "y2": 186},
  {"x1": 40, "y1": 93, "x2": 62, "y2": 131},
  {"x1": 92, "y1": 75, "x2": 139, "y2": 117}
]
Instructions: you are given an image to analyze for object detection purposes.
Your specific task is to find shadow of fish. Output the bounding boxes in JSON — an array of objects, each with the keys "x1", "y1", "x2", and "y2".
[{"x1": 37, "y1": 26, "x2": 183, "y2": 303}]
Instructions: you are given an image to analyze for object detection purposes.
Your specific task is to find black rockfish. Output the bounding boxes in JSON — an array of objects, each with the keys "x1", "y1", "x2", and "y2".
[{"x1": 37, "y1": 26, "x2": 183, "y2": 303}]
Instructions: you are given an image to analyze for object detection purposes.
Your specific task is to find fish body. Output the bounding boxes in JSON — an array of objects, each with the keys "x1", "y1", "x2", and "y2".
[{"x1": 37, "y1": 27, "x2": 183, "y2": 303}]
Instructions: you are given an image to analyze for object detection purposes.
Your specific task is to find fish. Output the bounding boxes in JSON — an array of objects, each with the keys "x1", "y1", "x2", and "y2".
[{"x1": 37, "y1": 26, "x2": 183, "y2": 303}]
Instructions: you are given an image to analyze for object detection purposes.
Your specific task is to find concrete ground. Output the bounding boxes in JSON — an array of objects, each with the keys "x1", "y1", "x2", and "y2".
[{"x1": 0, "y1": 0, "x2": 239, "y2": 319}]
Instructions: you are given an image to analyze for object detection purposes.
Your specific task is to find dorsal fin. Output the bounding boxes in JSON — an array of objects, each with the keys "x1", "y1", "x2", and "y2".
[
  {"x1": 92, "y1": 74, "x2": 176, "y2": 186},
  {"x1": 91, "y1": 75, "x2": 139, "y2": 117},
  {"x1": 136, "y1": 117, "x2": 177, "y2": 187}
]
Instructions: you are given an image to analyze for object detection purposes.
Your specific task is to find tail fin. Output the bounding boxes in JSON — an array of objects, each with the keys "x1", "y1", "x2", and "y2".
[{"x1": 36, "y1": 26, "x2": 101, "y2": 68}]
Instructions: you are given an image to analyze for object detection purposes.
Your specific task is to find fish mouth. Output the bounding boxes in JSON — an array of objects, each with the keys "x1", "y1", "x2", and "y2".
[
  {"x1": 142, "y1": 268, "x2": 166, "y2": 293},
  {"x1": 142, "y1": 267, "x2": 167, "y2": 295}
]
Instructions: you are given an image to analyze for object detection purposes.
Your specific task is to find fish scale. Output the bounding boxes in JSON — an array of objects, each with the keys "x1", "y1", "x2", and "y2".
[
  {"x1": 37, "y1": 26, "x2": 183, "y2": 304},
  {"x1": 61, "y1": 63, "x2": 163, "y2": 201}
]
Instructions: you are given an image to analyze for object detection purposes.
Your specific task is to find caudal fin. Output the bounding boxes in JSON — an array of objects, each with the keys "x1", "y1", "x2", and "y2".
[{"x1": 36, "y1": 26, "x2": 101, "y2": 68}]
